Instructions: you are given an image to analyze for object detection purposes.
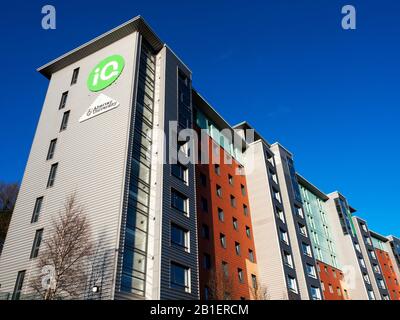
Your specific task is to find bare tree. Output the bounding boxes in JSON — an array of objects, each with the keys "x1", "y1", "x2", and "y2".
[
  {"x1": 0, "y1": 182, "x2": 19, "y2": 212},
  {"x1": 30, "y1": 193, "x2": 93, "y2": 300},
  {"x1": 0, "y1": 182, "x2": 19, "y2": 252},
  {"x1": 206, "y1": 268, "x2": 234, "y2": 300},
  {"x1": 250, "y1": 278, "x2": 270, "y2": 300}
]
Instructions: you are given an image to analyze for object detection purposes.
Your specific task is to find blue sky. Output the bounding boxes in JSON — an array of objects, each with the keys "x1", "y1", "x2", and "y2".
[{"x1": 1, "y1": 1, "x2": 399, "y2": 235}]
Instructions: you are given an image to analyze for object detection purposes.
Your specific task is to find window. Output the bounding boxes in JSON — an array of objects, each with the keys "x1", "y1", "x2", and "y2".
[
  {"x1": 298, "y1": 223, "x2": 308, "y2": 237},
  {"x1": 367, "y1": 290, "x2": 375, "y2": 300},
  {"x1": 171, "y1": 163, "x2": 187, "y2": 183},
  {"x1": 30, "y1": 229, "x2": 43, "y2": 258},
  {"x1": 200, "y1": 173, "x2": 207, "y2": 187},
  {"x1": 249, "y1": 249, "x2": 255, "y2": 262},
  {"x1": 306, "y1": 264, "x2": 317, "y2": 278},
  {"x1": 243, "y1": 204, "x2": 248, "y2": 216},
  {"x1": 361, "y1": 223, "x2": 368, "y2": 233},
  {"x1": 241, "y1": 184, "x2": 246, "y2": 196},
  {"x1": 287, "y1": 275, "x2": 298, "y2": 293},
  {"x1": 220, "y1": 233, "x2": 226, "y2": 248},
  {"x1": 269, "y1": 168, "x2": 278, "y2": 184},
  {"x1": 171, "y1": 189, "x2": 188, "y2": 214},
  {"x1": 228, "y1": 174, "x2": 233, "y2": 185},
  {"x1": 232, "y1": 217, "x2": 238, "y2": 230},
  {"x1": 47, "y1": 163, "x2": 58, "y2": 188},
  {"x1": 321, "y1": 282, "x2": 325, "y2": 291},
  {"x1": 12, "y1": 271, "x2": 26, "y2": 300},
  {"x1": 230, "y1": 195, "x2": 236, "y2": 207},
  {"x1": 310, "y1": 286, "x2": 322, "y2": 300},
  {"x1": 171, "y1": 223, "x2": 189, "y2": 251},
  {"x1": 328, "y1": 284, "x2": 333, "y2": 293},
  {"x1": 216, "y1": 184, "x2": 222, "y2": 198},
  {"x1": 251, "y1": 274, "x2": 257, "y2": 289},
  {"x1": 203, "y1": 253, "x2": 211, "y2": 270},
  {"x1": 222, "y1": 261, "x2": 229, "y2": 276},
  {"x1": 373, "y1": 264, "x2": 381, "y2": 274},
  {"x1": 238, "y1": 268, "x2": 244, "y2": 283},
  {"x1": 355, "y1": 243, "x2": 361, "y2": 253},
  {"x1": 283, "y1": 251, "x2": 293, "y2": 268},
  {"x1": 31, "y1": 197, "x2": 43, "y2": 223},
  {"x1": 246, "y1": 226, "x2": 251, "y2": 238},
  {"x1": 378, "y1": 279, "x2": 386, "y2": 289},
  {"x1": 218, "y1": 208, "x2": 224, "y2": 222},
  {"x1": 277, "y1": 208, "x2": 285, "y2": 223},
  {"x1": 337, "y1": 287, "x2": 342, "y2": 296},
  {"x1": 369, "y1": 250, "x2": 377, "y2": 260},
  {"x1": 301, "y1": 242, "x2": 312, "y2": 257},
  {"x1": 46, "y1": 139, "x2": 57, "y2": 160},
  {"x1": 60, "y1": 110, "x2": 70, "y2": 131},
  {"x1": 201, "y1": 224, "x2": 210, "y2": 239},
  {"x1": 279, "y1": 228, "x2": 289, "y2": 244},
  {"x1": 204, "y1": 286, "x2": 210, "y2": 300},
  {"x1": 294, "y1": 206, "x2": 304, "y2": 218},
  {"x1": 382, "y1": 294, "x2": 390, "y2": 300},
  {"x1": 201, "y1": 197, "x2": 208, "y2": 213},
  {"x1": 235, "y1": 242, "x2": 241, "y2": 255},
  {"x1": 359, "y1": 258, "x2": 366, "y2": 268},
  {"x1": 59, "y1": 91, "x2": 68, "y2": 109},
  {"x1": 71, "y1": 67, "x2": 79, "y2": 85},
  {"x1": 273, "y1": 189, "x2": 281, "y2": 203},
  {"x1": 365, "y1": 236, "x2": 372, "y2": 246},
  {"x1": 214, "y1": 164, "x2": 220, "y2": 175},
  {"x1": 170, "y1": 262, "x2": 190, "y2": 292}
]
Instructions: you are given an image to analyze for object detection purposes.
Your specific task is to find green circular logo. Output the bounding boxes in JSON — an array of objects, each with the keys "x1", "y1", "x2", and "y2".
[{"x1": 87, "y1": 55, "x2": 125, "y2": 92}]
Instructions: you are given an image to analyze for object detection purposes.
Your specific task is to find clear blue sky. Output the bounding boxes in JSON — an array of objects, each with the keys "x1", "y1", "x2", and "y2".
[{"x1": 1, "y1": 1, "x2": 399, "y2": 235}]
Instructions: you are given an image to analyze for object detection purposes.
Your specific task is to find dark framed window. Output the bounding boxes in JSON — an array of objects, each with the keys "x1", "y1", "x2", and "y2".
[
  {"x1": 251, "y1": 274, "x2": 257, "y2": 289},
  {"x1": 216, "y1": 184, "x2": 222, "y2": 197},
  {"x1": 171, "y1": 223, "x2": 189, "y2": 251},
  {"x1": 31, "y1": 197, "x2": 43, "y2": 223},
  {"x1": 200, "y1": 173, "x2": 207, "y2": 187},
  {"x1": 218, "y1": 208, "x2": 224, "y2": 222},
  {"x1": 201, "y1": 197, "x2": 208, "y2": 213},
  {"x1": 30, "y1": 229, "x2": 43, "y2": 259},
  {"x1": 249, "y1": 249, "x2": 255, "y2": 262},
  {"x1": 241, "y1": 184, "x2": 246, "y2": 196},
  {"x1": 203, "y1": 253, "x2": 211, "y2": 270},
  {"x1": 201, "y1": 224, "x2": 210, "y2": 239},
  {"x1": 220, "y1": 233, "x2": 226, "y2": 248},
  {"x1": 46, "y1": 139, "x2": 57, "y2": 160},
  {"x1": 12, "y1": 270, "x2": 26, "y2": 300},
  {"x1": 60, "y1": 111, "x2": 70, "y2": 132},
  {"x1": 235, "y1": 242, "x2": 241, "y2": 255},
  {"x1": 71, "y1": 67, "x2": 79, "y2": 85},
  {"x1": 47, "y1": 163, "x2": 58, "y2": 188},
  {"x1": 171, "y1": 163, "x2": 187, "y2": 183},
  {"x1": 228, "y1": 174, "x2": 233, "y2": 185},
  {"x1": 230, "y1": 195, "x2": 236, "y2": 208},
  {"x1": 214, "y1": 164, "x2": 220, "y2": 175},
  {"x1": 170, "y1": 262, "x2": 190, "y2": 292},
  {"x1": 238, "y1": 268, "x2": 244, "y2": 283},
  {"x1": 232, "y1": 217, "x2": 238, "y2": 230},
  {"x1": 171, "y1": 189, "x2": 188, "y2": 214},
  {"x1": 59, "y1": 91, "x2": 68, "y2": 110},
  {"x1": 243, "y1": 204, "x2": 248, "y2": 216},
  {"x1": 246, "y1": 226, "x2": 251, "y2": 238}
]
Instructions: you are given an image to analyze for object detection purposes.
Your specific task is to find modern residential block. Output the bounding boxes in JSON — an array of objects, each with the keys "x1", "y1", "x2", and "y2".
[{"x1": 0, "y1": 16, "x2": 398, "y2": 301}]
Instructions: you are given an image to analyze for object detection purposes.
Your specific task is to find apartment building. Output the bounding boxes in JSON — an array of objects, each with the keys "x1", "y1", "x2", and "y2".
[
  {"x1": 0, "y1": 16, "x2": 398, "y2": 301},
  {"x1": 297, "y1": 176, "x2": 348, "y2": 300},
  {"x1": 194, "y1": 96, "x2": 258, "y2": 300},
  {"x1": 367, "y1": 231, "x2": 400, "y2": 300},
  {"x1": 0, "y1": 16, "x2": 199, "y2": 300}
]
